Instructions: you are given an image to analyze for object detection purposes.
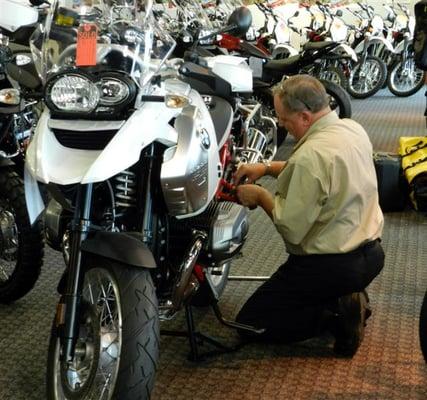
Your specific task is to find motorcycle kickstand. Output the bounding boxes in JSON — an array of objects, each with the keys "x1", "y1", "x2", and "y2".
[{"x1": 161, "y1": 304, "x2": 243, "y2": 362}]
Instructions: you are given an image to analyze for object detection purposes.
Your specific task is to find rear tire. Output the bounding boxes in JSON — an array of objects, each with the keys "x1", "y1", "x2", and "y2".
[
  {"x1": 46, "y1": 258, "x2": 159, "y2": 400},
  {"x1": 0, "y1": 168, "x2": 44, "y2": 303},
  {"x1": 420, "y1": 289, "x2": 427, "y2": 363},
  {"x1": 347, "y1": 55, "x2": 387, "y2": 99}
]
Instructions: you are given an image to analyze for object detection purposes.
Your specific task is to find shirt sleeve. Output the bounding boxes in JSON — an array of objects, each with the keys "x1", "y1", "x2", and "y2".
[{"x1": 272, "y1": 161, "x2": 328, "y2": 245}]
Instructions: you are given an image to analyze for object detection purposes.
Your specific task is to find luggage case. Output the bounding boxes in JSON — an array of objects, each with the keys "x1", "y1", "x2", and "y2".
[{"x1": 373, "y1": 152, "x2": 408, "y2": 212}]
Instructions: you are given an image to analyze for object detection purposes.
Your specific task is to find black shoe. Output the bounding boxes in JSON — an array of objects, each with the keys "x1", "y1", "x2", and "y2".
[{"x1": 333, "y1": 292, "x2": 369, "y2": 357}]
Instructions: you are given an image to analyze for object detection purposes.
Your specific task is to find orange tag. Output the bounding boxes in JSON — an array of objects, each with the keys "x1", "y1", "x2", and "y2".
[{"x1": 76, "y1": 24, "x2": 98, "y2": 67}]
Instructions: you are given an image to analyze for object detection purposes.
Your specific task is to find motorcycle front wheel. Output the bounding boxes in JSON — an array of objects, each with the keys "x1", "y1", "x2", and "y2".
[
  {"x1": 320, "y1": 79, "x2": 352, "y2": 119},
  {"x1": 46, "y1": 258, "x2": 159, "y2": 400},
  {"x1": 317, "y1": 65, "x2": 348, "y2": 90},
  {"x1": 387, "y1": 57, "x2": 425, "y2": 97},
  {"x1": 420, "y1": 289, "x2": 427, "y2": 363},
  {"x1": 347, "y1": 55, "x2": 387, "y2": 99},
  {"x1": 0, "y1": 168, "x2": 44, "y2": 303}
]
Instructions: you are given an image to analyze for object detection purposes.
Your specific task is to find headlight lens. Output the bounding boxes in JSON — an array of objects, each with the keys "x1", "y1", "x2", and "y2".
[
  {"x1": 97, "y1": 78, "x2": 130, "y2": 105},
  {"x1": 50, "y1": 75, "x2": 99, "y2": 112}
]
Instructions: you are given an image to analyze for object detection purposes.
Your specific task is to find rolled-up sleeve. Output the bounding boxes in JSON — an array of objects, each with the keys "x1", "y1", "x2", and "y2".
[{"x1": 273, "y1": 162, "x2": 327, "y2": 245}]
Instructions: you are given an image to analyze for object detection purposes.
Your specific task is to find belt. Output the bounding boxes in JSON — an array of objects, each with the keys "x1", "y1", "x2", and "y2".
[{"x1": 289, "y1": 238, "x2": 381, "y2": 259}]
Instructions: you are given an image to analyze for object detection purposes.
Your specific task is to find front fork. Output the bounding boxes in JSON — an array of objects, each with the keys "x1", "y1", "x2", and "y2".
[{"x1": 56, "y1": 183, "x2": 93, "y2": 363}]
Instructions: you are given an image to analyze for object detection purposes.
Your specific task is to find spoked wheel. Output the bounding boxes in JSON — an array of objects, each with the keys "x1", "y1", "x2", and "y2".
[
  {"x1": 191, "y1": 261, "x2": 231, "y2": 307},
  {"x1": 387, "y1": 57, "x2": 425, "y2": 97},
  {"x1": 47, "y1": 259, "x2": 159, "y2": 400},
  {"x1": 347, "y1": 55, "x2": 387, "y2": 99},
  {"x1": 0, "y1": 169, "x2": 44, "y2": 303},
  {"x1": 420, "y1": 289, "x2": 427, "y2": 363}
]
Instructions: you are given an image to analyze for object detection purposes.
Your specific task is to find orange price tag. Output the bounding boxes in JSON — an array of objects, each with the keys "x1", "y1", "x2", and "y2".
[{"x1": 76, "y1": 24, "x2": 98, "y2": 67}]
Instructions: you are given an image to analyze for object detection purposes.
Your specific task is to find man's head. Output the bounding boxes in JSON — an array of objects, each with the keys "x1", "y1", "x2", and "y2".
[{"x1": 273, "y1": 75, "x2": 331, "y2": 141}]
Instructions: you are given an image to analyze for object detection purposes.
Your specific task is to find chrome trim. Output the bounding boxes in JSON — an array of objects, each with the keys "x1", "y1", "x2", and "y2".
[{"x1": 48, "y1": 119, "x2": 125, "y2": 132}]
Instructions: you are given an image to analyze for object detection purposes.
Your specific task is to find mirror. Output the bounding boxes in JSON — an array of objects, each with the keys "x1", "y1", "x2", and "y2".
[
  {"x1": 29, "y1": 0, "x2": 46, "y2": 6},
  {"x1": 227, "y1": 7, "x2": 252, "y2": 37},
  {"x1": 336, "y1": 10, "x2": 343, "y2": 17}
]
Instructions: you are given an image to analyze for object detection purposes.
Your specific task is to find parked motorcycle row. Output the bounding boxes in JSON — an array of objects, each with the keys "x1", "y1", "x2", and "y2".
[
  {"x1": 0, "y1": 0, "x2": 424, "y2": 399},
  {"x1": 237, "y1": 0, "x2": 425, "y2": 99}
]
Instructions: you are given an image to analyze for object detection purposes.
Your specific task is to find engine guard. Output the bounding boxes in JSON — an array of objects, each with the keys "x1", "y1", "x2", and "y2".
[{"x1": 81, "y1": 231, "x2": 157, "y2": 269}]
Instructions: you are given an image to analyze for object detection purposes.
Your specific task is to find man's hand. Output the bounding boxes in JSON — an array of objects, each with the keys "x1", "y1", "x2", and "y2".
[{"x1": 233, "y1": 163, "x2": 266, "y2": 185}]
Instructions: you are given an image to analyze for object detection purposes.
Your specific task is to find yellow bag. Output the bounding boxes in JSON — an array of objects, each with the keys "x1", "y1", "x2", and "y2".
[{"x1": 399, "y1": 136, "x2": 427, "y2": 210}]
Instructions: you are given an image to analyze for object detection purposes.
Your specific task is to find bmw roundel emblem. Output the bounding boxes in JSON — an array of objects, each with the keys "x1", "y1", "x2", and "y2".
[{"x1": 199, "y1": 128, "x2": 211, "y2": 150}]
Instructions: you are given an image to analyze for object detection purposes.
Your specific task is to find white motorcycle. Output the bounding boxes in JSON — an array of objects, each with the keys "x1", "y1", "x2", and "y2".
[{"x1": 25, "y1": 0, "x2": 264, "y2": 398}]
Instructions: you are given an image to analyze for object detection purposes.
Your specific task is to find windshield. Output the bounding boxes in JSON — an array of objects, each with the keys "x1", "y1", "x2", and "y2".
[{"x1": 30, "y1": 0, "x2": 175, "y2": 88}]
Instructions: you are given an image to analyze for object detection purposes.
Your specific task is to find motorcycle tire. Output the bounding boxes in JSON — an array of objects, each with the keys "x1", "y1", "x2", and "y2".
[
  {"x1": 320, "y1": 79, "x2": 352, "y2": 119},
  {"x1": 420, "y1": 289, "x2": 427, "y2": 363},
  {"x1": 347, "y1": 55, "x2": 387, "y2": 99},
  {"x1": 191, "y1": 261, "x2": 231, "y2": 307},
  {"x1": 0, "y1": 168, "x2": 44, "y2": 303},
  {"x1": 387, "y1": 57, "x2": 425, "y2": 97},
  {"x1": 46, "y1": 258, "x2": 159, "y2": 400}
]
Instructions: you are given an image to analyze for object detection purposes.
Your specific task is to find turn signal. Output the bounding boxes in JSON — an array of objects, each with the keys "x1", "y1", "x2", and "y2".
[{"x1": 0, "y1": 89, "x2": 20, "y2": 105}]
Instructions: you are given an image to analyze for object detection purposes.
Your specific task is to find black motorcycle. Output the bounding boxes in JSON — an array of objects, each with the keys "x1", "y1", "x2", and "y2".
[{"x1": 0, "y1": 7, "x2": 44, "y2": 302}]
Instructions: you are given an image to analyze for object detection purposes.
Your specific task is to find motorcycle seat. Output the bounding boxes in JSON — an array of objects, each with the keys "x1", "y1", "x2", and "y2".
[
  {"x1": 303, "y1": 41, "x2": 337, "y2": 51},
  {"x1": 263, "y1": 54, "x2": 300, "y2": 72},
  {"x1": 207, "y1": 96, "x2": 233, "y2": 149}
]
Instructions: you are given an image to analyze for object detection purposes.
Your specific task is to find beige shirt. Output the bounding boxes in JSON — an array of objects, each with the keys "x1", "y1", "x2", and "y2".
[{"x1": 272, "y1": 111, "x2": 384, "y2": 255}]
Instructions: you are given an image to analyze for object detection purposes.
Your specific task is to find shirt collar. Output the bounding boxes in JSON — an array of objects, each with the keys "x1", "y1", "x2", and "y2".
[{"x1": 292, "y1": 111, "x2": 339, "y2": 153}]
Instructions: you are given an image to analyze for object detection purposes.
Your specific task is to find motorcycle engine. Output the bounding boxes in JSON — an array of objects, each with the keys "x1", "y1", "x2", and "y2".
[{"x1": 170, "y1": 200, "x2": 248, "y2": 264}]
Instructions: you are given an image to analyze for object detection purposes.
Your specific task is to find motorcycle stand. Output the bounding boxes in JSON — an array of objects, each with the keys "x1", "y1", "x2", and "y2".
[{"x1": 161, "y1": 303, "x2": 265, "y2": 362}]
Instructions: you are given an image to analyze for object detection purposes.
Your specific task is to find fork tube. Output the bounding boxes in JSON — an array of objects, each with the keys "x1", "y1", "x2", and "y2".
[{"x1": 62, "y1": 183, "x2": 93, "y2": 363}]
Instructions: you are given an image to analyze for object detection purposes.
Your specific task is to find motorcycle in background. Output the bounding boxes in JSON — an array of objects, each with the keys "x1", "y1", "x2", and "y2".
[
  {"x1": 0, "y1": 0, "x2": 44, "y2": 303},
  {"x1": 385, "y1": 3, "x2": 425, "y2": 97},
  {"x1": 346, "y1": 3, "x2": 391, "y2": 99},
  {"x1": 25, "y1": 0, "x2": 264, "y2": 398}
]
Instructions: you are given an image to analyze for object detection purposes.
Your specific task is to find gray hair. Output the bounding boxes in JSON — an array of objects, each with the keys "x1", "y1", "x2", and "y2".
[{"x1": 272, "y1": 75, "x2": 329, "y2": 113}]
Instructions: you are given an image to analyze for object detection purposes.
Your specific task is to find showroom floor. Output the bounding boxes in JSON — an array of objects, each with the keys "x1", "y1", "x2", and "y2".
[{"x1": 0, "y1": 88, "x2": 426, "y2": 400}]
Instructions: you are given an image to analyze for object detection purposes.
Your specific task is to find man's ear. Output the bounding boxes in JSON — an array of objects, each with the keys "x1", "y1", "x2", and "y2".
[{"x1": 300, "y1": 110, "x2": 312, "y2": 125}]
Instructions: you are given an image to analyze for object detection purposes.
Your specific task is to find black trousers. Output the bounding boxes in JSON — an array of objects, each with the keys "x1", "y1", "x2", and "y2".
[{"x1": 236, "y1": 239, "x2": 385, "y2": 343}]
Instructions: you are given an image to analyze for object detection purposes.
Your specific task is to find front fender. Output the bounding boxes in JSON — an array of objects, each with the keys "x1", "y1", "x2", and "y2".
[
  {"x1": 366, "y1": 36, "x2": 395, "y2": 53},
  {"x1": 81, "y1": 231, "x2": 157, "y2": 269},
  {"x1": 24, "y1": 164, "x2": 45, "y2": 224},
  {"x1": 333, "y1": 43, "x2": 358, "y2": 62},
  {"x1": 394, "y1": 36, "x2": 411, "y2": 54}
]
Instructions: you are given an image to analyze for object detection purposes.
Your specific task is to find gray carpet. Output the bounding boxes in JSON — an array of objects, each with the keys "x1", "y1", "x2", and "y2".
[{"x1": 0, "y1": 88, "x2": 426, "y2": 400}]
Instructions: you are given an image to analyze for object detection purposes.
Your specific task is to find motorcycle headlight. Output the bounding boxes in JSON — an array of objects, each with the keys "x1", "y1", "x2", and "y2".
[
  {"x1": 49, "y1": 75, "x2": 99, "y2": 113},
  {"x1": 97, "y1": 78, "x2": 130, "y2": 106}
]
